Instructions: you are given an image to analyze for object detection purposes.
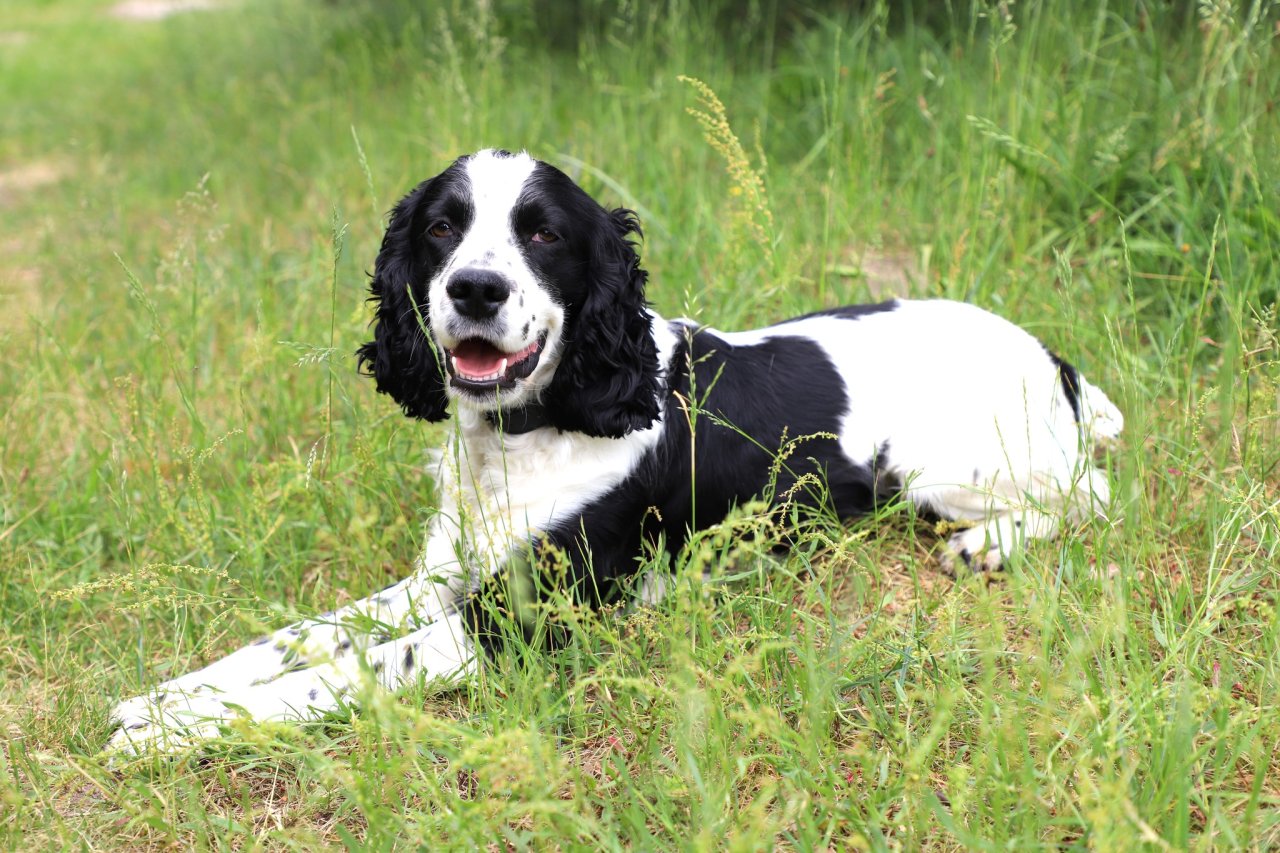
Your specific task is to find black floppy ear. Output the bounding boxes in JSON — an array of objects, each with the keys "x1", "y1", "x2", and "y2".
[
  {"x1": 356, "y1": 180, "x2": 450, "y2": 422},
  {"x1": 543, "y1": 208, "x2": 661, "y2": 437}
]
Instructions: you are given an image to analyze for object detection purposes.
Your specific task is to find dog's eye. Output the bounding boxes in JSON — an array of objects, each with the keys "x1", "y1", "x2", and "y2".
[
  {"x1": 531, "y1": 228, "x2": 559, "y2": 244},
  {"x1": 428, "y1": 222, "x2": 453, "y2": 239}
]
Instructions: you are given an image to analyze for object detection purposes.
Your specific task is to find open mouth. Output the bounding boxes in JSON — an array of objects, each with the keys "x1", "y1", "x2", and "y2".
[{"x1": 444, "y1": 333, "x2": 546, "y2": 392}]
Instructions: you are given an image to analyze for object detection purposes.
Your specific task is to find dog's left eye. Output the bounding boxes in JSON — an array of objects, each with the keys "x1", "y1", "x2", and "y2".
[{"x1": 531, "y1": 228, "x2": 559, "y2": 244}]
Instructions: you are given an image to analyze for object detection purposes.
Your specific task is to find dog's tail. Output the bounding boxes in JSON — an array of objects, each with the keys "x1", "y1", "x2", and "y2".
[{"x1": 1078, "y1": 376, "x2": 1124, "y2": 444}]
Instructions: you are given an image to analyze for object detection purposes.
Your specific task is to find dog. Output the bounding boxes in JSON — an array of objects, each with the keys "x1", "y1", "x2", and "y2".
[{"x1": 108, "y1": 149, "x2": 1122, "y2": 752}]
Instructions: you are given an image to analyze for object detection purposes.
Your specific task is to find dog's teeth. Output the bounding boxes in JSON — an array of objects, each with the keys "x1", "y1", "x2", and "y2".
[
  {"x1": 450, "y1": 355, "x2": 458, "y2": 375},
  {"x1": 499, "y1": 358, "x2": 508, "y2": 376}
]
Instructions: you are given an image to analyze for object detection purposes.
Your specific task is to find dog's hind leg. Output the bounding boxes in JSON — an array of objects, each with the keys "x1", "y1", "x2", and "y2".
[
  {"x1": 940, "y1": 505, "x2": 1062, "y2": 573},
  {"x1": 926, "y1": 463, "x2": 1111, "y2": 573}
]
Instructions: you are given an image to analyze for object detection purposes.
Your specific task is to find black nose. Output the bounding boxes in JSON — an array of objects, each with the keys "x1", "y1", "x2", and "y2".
[{"x1": 446, "y1": 269, "x2": 512, "y2": 320}]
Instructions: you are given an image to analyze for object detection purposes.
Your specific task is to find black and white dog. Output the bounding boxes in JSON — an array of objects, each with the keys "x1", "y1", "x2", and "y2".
[{"x1": 109, "y1": 149, "x2": 1122, "y2": 751}]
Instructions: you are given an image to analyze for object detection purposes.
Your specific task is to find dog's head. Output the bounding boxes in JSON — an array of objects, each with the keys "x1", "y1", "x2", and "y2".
[{"x1": 357, "y1": 150, "x2": 661, "y2": 438}]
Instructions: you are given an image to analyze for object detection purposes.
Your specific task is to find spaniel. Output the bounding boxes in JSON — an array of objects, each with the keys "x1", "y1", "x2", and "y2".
[{"x1": 108, "y1": 149, "x2": 1122, "y2": 751}]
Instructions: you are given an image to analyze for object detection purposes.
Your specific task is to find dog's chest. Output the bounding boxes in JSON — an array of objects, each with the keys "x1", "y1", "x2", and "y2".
[{"x1": 452, "y1": 424, "x2": 659, "y2": 544}]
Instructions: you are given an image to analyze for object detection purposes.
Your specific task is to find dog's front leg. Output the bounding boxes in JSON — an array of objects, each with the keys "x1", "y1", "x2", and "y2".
[
  {"x1": 107, "y1": 608, "x2": 476, "y2": 754},
  {"x1": 107, "y1": 511, "x2": 470, "y2": 752}
]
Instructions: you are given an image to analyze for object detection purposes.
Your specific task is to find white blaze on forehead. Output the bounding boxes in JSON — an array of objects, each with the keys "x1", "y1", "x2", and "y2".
[{"x1": 459, "y1": 150, "x2": 537, "y2": 262}]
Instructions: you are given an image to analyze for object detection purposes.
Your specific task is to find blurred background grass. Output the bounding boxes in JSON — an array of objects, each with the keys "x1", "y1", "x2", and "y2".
[{"x1": 1, "y1": 0, "x2": 1278, "y2": 847}]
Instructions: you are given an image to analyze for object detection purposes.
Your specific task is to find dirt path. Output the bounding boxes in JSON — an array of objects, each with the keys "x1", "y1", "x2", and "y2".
[
  {"x1": 0, "y1": 162, "x2": 65, "y2": 329},
  {"x1": 109, "y1": 0, "x2": 220, "y2": 21}
]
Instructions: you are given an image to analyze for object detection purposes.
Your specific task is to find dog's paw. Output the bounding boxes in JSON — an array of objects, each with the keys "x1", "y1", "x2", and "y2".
[
  {"x1": 106, "y1": 690, "x2": 234, "y2": 756},
  {"x1": 941, "y1": 527, "x2": 1006, "y2": 575}
]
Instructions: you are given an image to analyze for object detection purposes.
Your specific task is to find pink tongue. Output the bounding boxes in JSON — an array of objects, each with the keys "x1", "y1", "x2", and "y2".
[{"x1": 452, "y1": 341, "x2": 506, "y2": 377}]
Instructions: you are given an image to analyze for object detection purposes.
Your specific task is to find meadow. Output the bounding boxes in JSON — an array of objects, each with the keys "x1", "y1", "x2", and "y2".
[{"x1": 1, "y1": 0, "x2": 1278, "y2": 847}]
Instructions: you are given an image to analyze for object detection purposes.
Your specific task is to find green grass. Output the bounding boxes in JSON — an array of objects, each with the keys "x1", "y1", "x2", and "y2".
[{"x1": 2, "y1": 0, "x2": 1278, "y2": 847}]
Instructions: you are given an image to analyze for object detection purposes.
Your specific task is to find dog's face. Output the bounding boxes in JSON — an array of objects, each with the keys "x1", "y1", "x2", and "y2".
[{"x1": 359, "y1": 149, "x2": 662, "y2": 437}]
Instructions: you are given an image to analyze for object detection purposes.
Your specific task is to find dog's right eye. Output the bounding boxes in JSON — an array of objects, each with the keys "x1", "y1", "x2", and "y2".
[{"x1": 428, "y1": 222, "x2": 453, "y2": 238}]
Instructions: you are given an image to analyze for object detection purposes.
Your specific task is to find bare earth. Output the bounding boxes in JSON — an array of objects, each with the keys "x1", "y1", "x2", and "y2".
[{"x1": 109, "y1": 0, "x2": 219, "y2": 21}]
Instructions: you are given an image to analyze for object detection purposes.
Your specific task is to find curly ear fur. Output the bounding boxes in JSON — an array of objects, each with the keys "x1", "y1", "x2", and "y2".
[
  {"x1": 543, "y1": 208, "x2": 661, "y2": 437},
  {"x1": 356, "y1": 180, "x2": 450, "y2": 422}
]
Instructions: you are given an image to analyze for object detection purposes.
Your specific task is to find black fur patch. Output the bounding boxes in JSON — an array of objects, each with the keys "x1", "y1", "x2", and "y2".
[
  {"x1": 356, "y1": 159, "x2": 474, "y2": 422},
  {"x1": 779, "y1": 300, "x2": 899, "y2": 325},
  {"x1": 466, "y1": 325, "x2": 896, "y2": 653},
  {"x1": 516, "y1": 164, "x2": 662, "y2": 437},
  {"x1": 1046, "y1": 349, "x2": 1082, "y2": 422}
]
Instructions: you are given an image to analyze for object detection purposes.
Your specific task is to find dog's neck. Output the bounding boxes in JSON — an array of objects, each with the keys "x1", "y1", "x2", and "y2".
[{"x1": 484, "y1": 403, "x2": 552, "y2": 435}]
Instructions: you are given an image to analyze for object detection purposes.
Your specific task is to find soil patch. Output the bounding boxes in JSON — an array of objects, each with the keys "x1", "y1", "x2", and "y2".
[
  {"x1": 0, "y1": 161, "x2": 62, "y2": 207},
  {"x1": 110, "y1": 0, "x2": 220, "y2": 21},
  {"x1": 834, "y1": 245, "x2": 923, "y2": 298},
  {"x1": 0, "y1": 162, "x2": 63, "y2": 329}
]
